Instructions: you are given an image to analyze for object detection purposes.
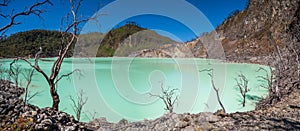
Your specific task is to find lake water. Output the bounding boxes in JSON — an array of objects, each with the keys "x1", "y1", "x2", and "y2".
[{"x1": 0, "y1": 57, "x2": 269, "y2": 122}]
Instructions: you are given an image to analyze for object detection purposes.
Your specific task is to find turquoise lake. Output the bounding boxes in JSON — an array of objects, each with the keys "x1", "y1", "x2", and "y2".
[{"x1": 0, "y1": 58, "x2": 270, "y2": 122}]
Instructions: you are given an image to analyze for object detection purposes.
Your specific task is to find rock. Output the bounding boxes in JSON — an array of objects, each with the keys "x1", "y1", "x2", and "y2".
[
  {"x1": 199, "y1": 122, "x2": 213, "y2": 130},
  {"x1": 43, "y1": 126, "x2": 49, "y2": 130},
  {"x1": 35, "y1": 124, "x2": 43, "y2": 130},
  {"x1": 175, "y1": 121, "x2": 189, "y2": 128},
  {"x1": 184, "y1": 126, "x2": 195, "y2": 131},
  {"x1": 96, "y1": 117, "x2": 107, "y2": 123},
  {"x1": 171, "y1": 113, "x2": 179, "y2": 120},
  {"x1": 31, "y1": 111, "x2": 37, "y2": 116},
  {"x1": 65, "y1": 126, "x2": 76, "y2": 131},
  {"x1": 214, "y1": 109, "x2": 226, "y2": 117},
  {"x1": 118, "y1": 118, "x2": 128, "y2": 125},
  {"x1": 197, "y1": 113, "x2": 219, "y2": 123},
  {"x1": 41, "y1": 119, "x2": 53, "y2": 125},
  {"x1": 154, "y1": 124, "x2": 168, "y2": 131},
  {"x1": 79, "y1": 124, "x2": 85, "y2": 129},
  {"x1": 58, "y1": 115, "x2": 69, "y2": 124}
]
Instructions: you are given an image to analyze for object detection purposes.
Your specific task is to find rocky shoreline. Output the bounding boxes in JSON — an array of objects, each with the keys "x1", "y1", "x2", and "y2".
[
  {"x1": 1, "y1": 76, "x2": 300, "y2": 130},
  {"x1": 0, "y1": 80, "x2": 98, "y2": 130},
  {"x1": 90, "y1": 83, "x2": 300, "y2": 130}
]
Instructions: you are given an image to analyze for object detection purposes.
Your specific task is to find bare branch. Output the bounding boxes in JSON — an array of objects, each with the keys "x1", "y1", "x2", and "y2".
[
  {"x1": 0, "y1": 0, "x2": 53, "y2": 33},
  {"x1": 70, "y1": 89, "x2": 88, "y2": 121},
  {"x1": 148, "y1": 82, "x2": 179, "y2": 113},
  {"x1": 27, "y1": 91, "x2": 43, "y2": 103},
  {"x1": 21, "y1": 68, "x2": 35, "y2": 106},
  {"x1": 256, "y1": 67, "x2": 274, "y2": 94},
  {"x1": 11, "y1": 57, "x2": 50, "y2": 83},
  {"x1": 9, "y1": 61, "x2": 22, "y2": 88},
  {"x1": 235, "y1": 72, "x2": 249, "y2": 107},
  {"x1": 55, "y1": 69, "x2": 81, "y2": 84},
  {"x1": 199, "y1": 68, "x2": 213, "y2": 73},
  {"x1": 85, "y1": 111, "x2": 98, "y2": 121},
  {"x1": 0, "y1": 0, "x2": 9, "y2": 6}
]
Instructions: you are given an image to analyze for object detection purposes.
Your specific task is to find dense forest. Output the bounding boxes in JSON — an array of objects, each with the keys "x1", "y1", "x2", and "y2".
[{"x1": 0, "y1": 30, "x2": 71, "y2": 58}]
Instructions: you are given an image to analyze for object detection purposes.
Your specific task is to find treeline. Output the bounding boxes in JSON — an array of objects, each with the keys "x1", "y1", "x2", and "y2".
[
  {"x1": 0, "y1": 30, "x2": 74, "y2": 58},
  {"x1": 0, "y1": 23, "x2": 174, "y2": 58},
  {"x1": 0, "y1": 23, "x2": 147, "y2": 58}
]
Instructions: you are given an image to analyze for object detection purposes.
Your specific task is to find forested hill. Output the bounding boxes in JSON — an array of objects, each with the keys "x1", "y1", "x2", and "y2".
[
  {"x1": 95, "y1": 23, "x2": 147, "y2": 57},
  {"x1": 95, "y1": 23, "x2": 175, "y2": 57},
  {"x1": 0, "y1": 23, "x2": 176, "y2": 58},
  {"x1": 0, "y1": 30, "x2": 68, "y2": 58}
]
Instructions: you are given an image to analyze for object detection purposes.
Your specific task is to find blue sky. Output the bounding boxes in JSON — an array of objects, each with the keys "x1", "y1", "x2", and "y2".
[{"x1": 0, "y1": 0, "x2": 248, "y2": 42}]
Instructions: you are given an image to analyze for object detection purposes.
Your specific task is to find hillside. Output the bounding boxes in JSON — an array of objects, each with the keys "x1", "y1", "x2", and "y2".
[
  {"x1": 0, "y1": 24, "x2": 176, "y2": 58},
  {"x1": 217, "y1": 0, "x2": 299, "y2": 60},
  {"x1": 74, "y1": 32, "x2": 105, "y2": 57},
  {"x1": 95, "y1": 23, "x2": 175, "y2": 57},
  {"x1": 216, "y1": 0, "x2": 299, "y2": 62},
  {"x1": 185, "y1": 0, "x2": 300, "y2": 63},
  {"x1": 0, "y1": 30, "x2": 70, "y2": 58}
]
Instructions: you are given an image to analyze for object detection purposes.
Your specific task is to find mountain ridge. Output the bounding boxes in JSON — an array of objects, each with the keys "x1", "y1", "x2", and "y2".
[{"x1": 0, "y1": 24, "x2": 176, "y2": 58}]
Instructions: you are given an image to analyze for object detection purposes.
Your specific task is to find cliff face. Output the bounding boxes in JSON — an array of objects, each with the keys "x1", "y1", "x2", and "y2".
[
  {"x1": 186, "y1": 0, "x2": 300, "y2": 62},
  {"x1": 216, "y1": 0, "x2": 300, "y2": 60}
]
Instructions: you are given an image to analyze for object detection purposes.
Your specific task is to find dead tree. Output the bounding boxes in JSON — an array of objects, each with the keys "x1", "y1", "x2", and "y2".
[
  {"x1": 256, "y1": 58, "x2": 284, "y2": 103},
  {"x1": 0, "y1": 64, "x2": 9, "y2": 80},
  {"x1": 21, "y1": 68, "x2": 35, "y2": 106},
  {"x1": 266, "y1": 33, "x2": 300, "y2": 99},
  {"x1": 0, "y1": 0, "x2": 53, "y2": 35},
  {"x1": 149, "y1": 82, "x2": 179, "y2": 113},
  {"x1": 0, "y1": 64, "x2": 3, "y2": 79},
  {"x1": 199, "y1": 68, "x2": 226, "y2": 113},
  {"x1": 256, "y1": 67, "x2": 274, "y2": 94},
  {"x1": 291, "y1": 47, "x2": 300, "y2": 80},
  {"x1": 85, "y1": 110, "x2": 99, "y2": 121},
  {"x1": 9, "y1": 62, "x2": 41, "y2": 106},
  {"x1": 9, "y1": 0, "x2": 91, "y2": 111},
  {"x1": 9, "y1": 62, "x2": 22, "y2": 88},
  {"x1": 69, "y1": 90, "x2": 88, "y2": 121},
  {"x1": 286, "y1": 36, "x2": 300, "y2": 81},
  {"x1": 235, "y1": 73, "x2": 249, "y2": 107}
]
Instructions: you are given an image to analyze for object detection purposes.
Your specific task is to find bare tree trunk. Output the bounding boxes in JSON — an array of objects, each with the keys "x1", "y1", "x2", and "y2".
[
  {"x1": 200, "y1": 68, "x2": 226, "y2": 113},
  {"x1": 242, "y1": 97, "x2": 246, "y2": 107},
  {"x1": 211, "y1": 76, "x2": 226, "y2": 113},
  {"x1": 50, "y1": 82, "x2": 60, "y2": 110}
]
